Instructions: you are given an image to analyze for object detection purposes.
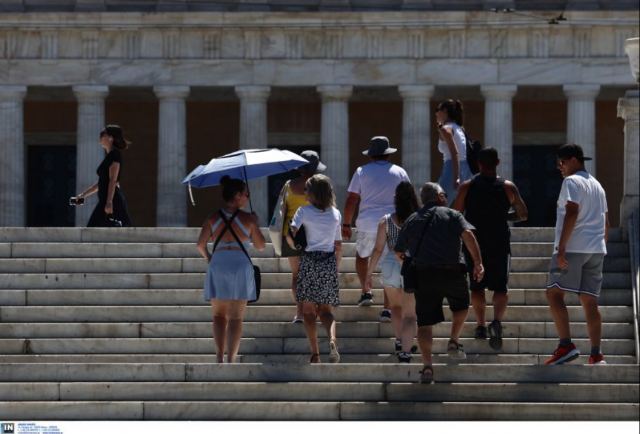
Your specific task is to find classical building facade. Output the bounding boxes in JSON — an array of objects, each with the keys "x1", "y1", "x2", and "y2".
[{"x1": 0, "y1": 1, "x2": 637, "y2": 227}]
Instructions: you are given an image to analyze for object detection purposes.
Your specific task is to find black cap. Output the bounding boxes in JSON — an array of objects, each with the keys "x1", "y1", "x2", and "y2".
[
  {"x1": 557, "y1": 143, "x2": 592, "y2": 162},
  {"x1": 299, "y1": 150, "x2": 326, "y2": 173},
  {"x1": 362, "y1": 136, "x2": 397, "y2": 156}
]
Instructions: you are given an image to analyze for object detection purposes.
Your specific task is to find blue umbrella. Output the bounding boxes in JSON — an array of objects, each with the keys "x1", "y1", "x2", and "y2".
[{"x1": 183, "y1": 148, "x2": 310, "y2": 208}]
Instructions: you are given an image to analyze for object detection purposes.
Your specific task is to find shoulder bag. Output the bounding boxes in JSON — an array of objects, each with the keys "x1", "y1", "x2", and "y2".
[{"x1": 400, "y1": 210, "x2": 435, "y2": 293}]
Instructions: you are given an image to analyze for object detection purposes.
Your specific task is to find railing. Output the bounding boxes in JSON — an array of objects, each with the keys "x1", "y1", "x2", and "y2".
[{"x1": 628, "y1": 210, "x2": 640, "y2": 365}]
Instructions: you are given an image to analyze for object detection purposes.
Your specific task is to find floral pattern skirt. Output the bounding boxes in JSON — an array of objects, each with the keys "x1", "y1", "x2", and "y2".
[{"x1": 296, "y1": 251, "x2": 340, "y2": 306}]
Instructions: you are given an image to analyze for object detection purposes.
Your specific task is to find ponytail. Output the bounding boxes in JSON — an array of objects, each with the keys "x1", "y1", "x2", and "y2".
[
  {"x1": 437, "y1": 99, "x2": 464, "y2": 127},
  {"x1": 101, "y1": 124, "x2": 131, "y2": 150}
]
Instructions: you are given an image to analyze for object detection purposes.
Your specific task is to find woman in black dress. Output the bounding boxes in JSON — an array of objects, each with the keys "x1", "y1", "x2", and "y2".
[{"x1": 72, "y1": 125, "x2": 132, "y2": 227}]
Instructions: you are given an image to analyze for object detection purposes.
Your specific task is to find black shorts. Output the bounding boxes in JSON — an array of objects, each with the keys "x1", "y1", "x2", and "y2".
[
  {"x1": 414, "y1": 267, "x2": 470, "y2": 327},
  {"x1": 469, "y1": 253, "x2": 510, "y2": 293}
]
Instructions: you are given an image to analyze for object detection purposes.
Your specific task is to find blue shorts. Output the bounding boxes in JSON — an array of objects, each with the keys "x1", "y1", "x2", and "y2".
[{"x1": 381, "y1": 252, "x2": 403, "y2": 289}]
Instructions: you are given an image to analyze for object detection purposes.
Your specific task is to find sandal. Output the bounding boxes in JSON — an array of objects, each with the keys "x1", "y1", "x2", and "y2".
[
  {"x1": 310, "y1": 353, "x2": 321, "y2": 364},
  {"x1": 419, "y1": 365, "x2": 434, "y2": 384}
]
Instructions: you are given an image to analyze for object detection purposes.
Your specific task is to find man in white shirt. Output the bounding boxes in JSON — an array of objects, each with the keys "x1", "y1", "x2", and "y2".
[
  {"x1": 545, "y1": 144, "x2": 609, "y2": 366},
  {"x1": 342, "y1": 136, "x2": 410, "y2": 314}
]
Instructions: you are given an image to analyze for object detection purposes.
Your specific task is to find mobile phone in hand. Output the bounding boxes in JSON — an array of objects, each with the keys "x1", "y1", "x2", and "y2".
[{"x1": 69, "y1": 196, "x2": 85, "y2": 206}]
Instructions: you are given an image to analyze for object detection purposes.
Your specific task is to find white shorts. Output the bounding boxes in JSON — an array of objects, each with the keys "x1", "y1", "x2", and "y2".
[{"x1": 356, "y1": 231, "x2": 377, "y2": 258}]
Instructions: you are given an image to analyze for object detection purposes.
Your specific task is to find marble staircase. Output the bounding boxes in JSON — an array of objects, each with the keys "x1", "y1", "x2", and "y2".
[{"x1": 0, "y1": 227, "x2": 637, "y2": 420}]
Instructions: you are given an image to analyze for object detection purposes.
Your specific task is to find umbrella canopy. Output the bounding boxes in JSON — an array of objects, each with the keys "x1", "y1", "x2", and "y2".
[{"x1": 183, "y1": 148, "x2": 309, "y2": 188}]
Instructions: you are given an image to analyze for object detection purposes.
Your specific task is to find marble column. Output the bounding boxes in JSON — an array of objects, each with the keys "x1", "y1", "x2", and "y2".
[
  {"x1": 317, "y1": 85, "x2": 353, "y2": 208},
  {"x1": 481, "y1": 85, "x2": 518, "y2": 181},
  {"x1": 618, "y1": 90, "x2": 640, "y2": 228},
  {"x1": 72, "y1": 85, "x2": 109, "y2": 227},
  {"x1": 0, "y1": 85, "x2": 27, "y2": 226},
  {"x1": 154, "y1": 85, "x2": 190, "y2": 227},
  {"x1": 399, "y1": 85, "x2": 435, "y2": 185},
  {"x1": 235, "y1": 85, "x2": 271, "y2": 224},
  {"x1": 564, "y1": 84, "x2": 600, "y2": 174}
]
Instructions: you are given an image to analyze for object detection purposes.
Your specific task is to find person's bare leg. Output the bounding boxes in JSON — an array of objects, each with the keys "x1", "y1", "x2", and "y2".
[
  {"x1": 355, "y1": 254, "x2": 370, "y2": 294},
  {"x1": 226, "y1": 301, "x2": 247, "y2": 363},
  {"x1": 417, "y1": 325, "x2": 433, "y2": 366},
  {"x1": 546, "y1": 285, "x2": 571, "y2": 340},
  {"x1": 579, "y1": 293, "x2": 602, "y2": 350},
  {"x1": 450, "y1": 308, "x2": 468, "y2": 342},
  {"x1": 288, "y1": 256, "x2": 303, "y2": 318},
  {"x1": 384, "y1": 287, "x2": 403, "y2": 341},
  {"x1": 302, "y1": 302, "x2": 320, "y2": 358},
  {"x1": 211, "y1": 300, "x2": 228, "y2": 363},
  {"x1": 383, "y1": 290, "x2": 390, "y2": 310},
  {"x1": 401, "y1": 291, "x2": 417, "y2": 353},
  {"x1": 492, "y1": 292, "x2": 509, "y2": 322},
  {"x1": 318, "y1": 305, "x2": 337, "y2": 342},
  {"x1": 471, "y1": 290, "x2": 486, "y2": 326}
]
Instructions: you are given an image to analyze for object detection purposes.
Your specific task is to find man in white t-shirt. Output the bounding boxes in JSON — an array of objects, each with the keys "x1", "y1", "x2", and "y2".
[
  {"x1": 545, "y1": 144, "x2": 609, "y2": 366},
  {"x1": 342, "y1": 136, "x2": 410, "y2": 312}
]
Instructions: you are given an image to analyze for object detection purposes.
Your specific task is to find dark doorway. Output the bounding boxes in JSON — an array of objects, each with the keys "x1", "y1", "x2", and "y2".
[
  {"x1": 267, "y1": 145, "x2": 321, "y2": 222},
  {"x1": 513, "y1": 145, "x2": 563, "y2": 227},
  {"x1": 27, "y1": 145, "x2": 76, "y2": 227}
]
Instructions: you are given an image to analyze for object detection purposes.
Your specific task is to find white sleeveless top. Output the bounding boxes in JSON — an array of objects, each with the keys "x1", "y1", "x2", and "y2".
[{"x1": 437, "y1": 122, "x2": 467, "y2": 161}]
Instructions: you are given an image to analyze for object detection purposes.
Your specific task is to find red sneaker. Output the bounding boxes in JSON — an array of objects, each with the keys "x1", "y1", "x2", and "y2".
[
  {"x1": 588, "y1": 353, "x2": 607, "y2": 365},
  {"x1": 545, "y1": 343, "x2": 580, "y2": 365}
]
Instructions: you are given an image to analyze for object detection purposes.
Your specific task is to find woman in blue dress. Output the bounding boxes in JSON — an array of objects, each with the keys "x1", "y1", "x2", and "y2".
[{"x1": 196, "y1": 176, "x2": 266, "y2": 363}]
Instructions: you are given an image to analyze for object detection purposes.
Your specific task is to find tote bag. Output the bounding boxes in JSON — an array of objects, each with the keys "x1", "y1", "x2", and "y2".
[{"x1": 268, "y1": 180, "x2": 290, "y2": 256}]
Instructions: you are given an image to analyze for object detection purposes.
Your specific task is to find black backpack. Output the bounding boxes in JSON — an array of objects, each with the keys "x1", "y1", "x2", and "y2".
[{"x1": 463, "y1": 130, "x2": 482, "y2": 175}]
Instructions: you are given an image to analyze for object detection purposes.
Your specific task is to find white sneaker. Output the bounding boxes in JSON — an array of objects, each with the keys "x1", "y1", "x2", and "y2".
[{"x1": 329, "y1": 340, "x2": 340, "y2": 363}]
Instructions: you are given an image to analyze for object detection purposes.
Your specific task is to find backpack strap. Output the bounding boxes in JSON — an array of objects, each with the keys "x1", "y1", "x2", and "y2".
[{"x1": 409, "y1": 209, "x2": 437, "y2": 260}]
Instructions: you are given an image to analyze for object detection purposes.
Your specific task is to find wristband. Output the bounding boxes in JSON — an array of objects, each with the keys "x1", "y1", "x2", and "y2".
[{"x1": 342, "y1": 224, "x2": 351, "y2": 228}]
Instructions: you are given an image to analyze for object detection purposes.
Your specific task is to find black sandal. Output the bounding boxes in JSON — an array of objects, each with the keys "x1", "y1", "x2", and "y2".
[
  {"x1": 419, "y1": 365, "x2": 434, "y2": 384},
  {"x1": 310, "y1": 353, "x2": 320, "y2": 364}
]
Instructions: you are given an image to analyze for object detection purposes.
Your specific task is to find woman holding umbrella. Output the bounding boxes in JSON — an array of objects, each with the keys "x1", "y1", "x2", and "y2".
[{"x1": 196, "y1": 176, "x2": 266, "y2": 363}]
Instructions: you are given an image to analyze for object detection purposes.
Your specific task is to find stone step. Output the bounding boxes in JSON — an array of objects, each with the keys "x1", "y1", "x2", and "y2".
[
  {"x1": 1, "y1": 382, "x2": 636, "y2": 403},
  {"x1": 337, "y1": 402, "x2": 639, "y2": 421},
  {"x1": 0, "y1": 321, "x2": 634, "y2": 339},
  {"x1": 1, "y1": 242, "x2": 630, "y2": 260},
  {"x1": 1, "y1": 363, "x2": 637, "y2": 383},
  {"x1": 510, "y1": 242, "x2": 628, "y2": 257},
  {"x1": 0, "y1": 354, "x2": 636, "y2": 365},
  {"x1": 0, "y1": 400, "x2": 636, "y2": 421},
  {"x1": 0, "y1": 305, "x2": 633, "y2": 323},
  {"x1": 0, "y1": 288, "x2": 632, "y2": 307},
  {"x1": 0, "y1": 256, "x2": 630, "y2": 274},
  {"x1": 0, "y1": 337, "x2": 634, "y2": 355},
  {"x1": 0, "y1": 227, "x2": 624, "y2": 243},
  {"x1": 0, "y1": 271, "x2": 631, "y2": 289}
]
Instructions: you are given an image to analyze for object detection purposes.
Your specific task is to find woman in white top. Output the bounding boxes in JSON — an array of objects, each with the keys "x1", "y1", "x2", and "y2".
[
  {"x1": 366, "y1": 181, "x2": 420, "y2": 363},
  {"x1": 287, "y1": 174, "x2": 343, "y2": 364},
  {"x1": 436, "y1": 99, "x2": 473, "y2": 204}
]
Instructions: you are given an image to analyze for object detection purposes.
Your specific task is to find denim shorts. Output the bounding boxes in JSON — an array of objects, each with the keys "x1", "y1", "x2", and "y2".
[{"x1": 380, "y1": 252, "x2": 402, "y2": 289}]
